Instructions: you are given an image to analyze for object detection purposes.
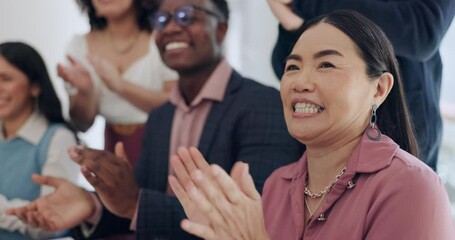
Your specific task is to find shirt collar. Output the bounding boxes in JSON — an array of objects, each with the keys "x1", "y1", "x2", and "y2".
[
  {"x1": 0, "y1": 111, "x2": 48, "y2": 145},
  {"x1": 169, "y1": 59, "x2": 233, "y2": 110},
  {"x1": 279, "y1": 131, "x2": 399, "y2": 180}
]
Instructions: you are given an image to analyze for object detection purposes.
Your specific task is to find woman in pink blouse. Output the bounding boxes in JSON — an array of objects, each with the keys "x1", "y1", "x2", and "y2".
[{"x1": 167, "y1": 10, "x2": 455, "y2": 240}]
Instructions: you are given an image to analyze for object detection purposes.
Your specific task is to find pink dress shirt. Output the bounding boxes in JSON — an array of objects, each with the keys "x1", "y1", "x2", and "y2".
[
  {"x1": 262, "y1": 132, "x2": 454, "y2": 240},
  {"x1": 130, "y1": 59, "x2": 232, "y2": 230},
  {"x1": 167, "y1": 59, "x2": 232, "y2": 187}
]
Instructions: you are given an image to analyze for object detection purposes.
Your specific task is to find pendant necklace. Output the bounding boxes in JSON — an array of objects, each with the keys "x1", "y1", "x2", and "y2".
[
  {"x1": 304, "y1": 165, "x2": 347, "y2": 221},
  {"x1": 107, "y1": 30, "x2": 141, "y2": 55}
]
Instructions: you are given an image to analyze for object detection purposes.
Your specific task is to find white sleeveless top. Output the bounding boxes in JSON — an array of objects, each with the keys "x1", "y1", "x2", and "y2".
[{"x1": 65, "y1": 32, "x2": 178, "y2": 124}]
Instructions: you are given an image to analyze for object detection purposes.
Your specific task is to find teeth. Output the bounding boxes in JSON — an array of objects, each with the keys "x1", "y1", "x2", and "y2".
[
  {"x1": 294, "y1": 102, "x2": 323, "y2": 114},
  {"x1": 165, "y1": 42, "x2": 189, "y2": 51}
]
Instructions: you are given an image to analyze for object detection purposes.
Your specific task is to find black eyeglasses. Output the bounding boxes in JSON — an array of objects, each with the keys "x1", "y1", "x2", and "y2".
[{"x1": 152, "y1": 4, "x2": 222, "y2": 30}]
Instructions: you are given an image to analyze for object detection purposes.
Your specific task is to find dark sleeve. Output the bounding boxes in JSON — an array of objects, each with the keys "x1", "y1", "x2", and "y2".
[
  {"x1": 135, "y1": 189, "x2": 199, "y2": 239},
  {"x1": 293, "y1": 0, "x2": 455, "y2": 60},
  {"x1": 133, "y1": 106, "x2": 199, "y2": 239},
  {"x1": 234, "y1": 85, "x2": 305, "y2": 193},
  {"x1": 271, "y1": 24, "x2": 304, "y2": 79},
  {"x1": 70, "y1": 202, "x2": 132, "y2": 239}
]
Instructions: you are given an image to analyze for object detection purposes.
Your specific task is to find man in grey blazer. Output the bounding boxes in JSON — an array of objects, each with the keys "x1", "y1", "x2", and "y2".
[{"x1": 7, "y1": 0, "x2": 304, "y2": 239}]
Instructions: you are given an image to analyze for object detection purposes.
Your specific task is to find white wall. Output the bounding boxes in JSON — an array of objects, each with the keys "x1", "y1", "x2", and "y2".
[
  {"x1": 438, "y1": 18, "x2": 455, "y2": 216},
  {"x1": 225, "y1": 0, "x2": 280, "y2": 89},
  {"x1": 441, "y1": 21, "x2": 455, "y2": 103},
  {"x1": 0, "y1": 0, "x2": 88, "y2": 112}
]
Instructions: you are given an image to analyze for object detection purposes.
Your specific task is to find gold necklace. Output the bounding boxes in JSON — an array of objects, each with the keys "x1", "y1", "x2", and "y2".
[
  {"x1": 107, "y1": 30, "x2": 141, "y2": 55},
  {"x1": 305, "y1": 194, "x2": 326, "y2": 220},
  {"x1": 304, "y1": 166, "x2": 346, "y2": 199}
]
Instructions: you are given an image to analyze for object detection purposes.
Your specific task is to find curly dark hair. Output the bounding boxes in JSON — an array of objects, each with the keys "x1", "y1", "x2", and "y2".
[{"x1": 76, "y1": 0, "x2": 162, "y2": 31}]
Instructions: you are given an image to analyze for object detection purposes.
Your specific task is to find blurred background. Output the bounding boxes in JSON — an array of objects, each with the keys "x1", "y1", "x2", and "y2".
[{"x1": 1, "y1": 0, "x2": 454, "y2": 217}]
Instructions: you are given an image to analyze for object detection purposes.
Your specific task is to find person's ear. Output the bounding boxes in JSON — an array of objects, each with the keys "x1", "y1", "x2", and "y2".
[
  {"x1": 30, "y1": 83, "x2": 41, "y2": 98},
  {"x1": 373, "y1": 72, "x2": 394, "y2": 105},
  {"x1": 216, "y1": 22, "x2": 228, "y2": 43}
]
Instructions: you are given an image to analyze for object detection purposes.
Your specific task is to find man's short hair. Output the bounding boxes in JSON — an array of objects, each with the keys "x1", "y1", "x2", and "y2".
[{"x1": 212, "y1": 0, "x2": 229, "y2": 21}]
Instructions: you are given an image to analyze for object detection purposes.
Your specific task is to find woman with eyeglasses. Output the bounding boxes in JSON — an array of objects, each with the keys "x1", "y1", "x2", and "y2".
[
  {"x1": 0, "y1": 42, "x2": 80, "y2": 240},
  {"x1": 59, "y1": 0, "x2": 178, "y2": 170}
]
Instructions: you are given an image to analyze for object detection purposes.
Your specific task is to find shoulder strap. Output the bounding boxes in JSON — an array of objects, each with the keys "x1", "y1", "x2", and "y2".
[{"x1": 37, "y1": 124, "x2": 63, "y2": 170}]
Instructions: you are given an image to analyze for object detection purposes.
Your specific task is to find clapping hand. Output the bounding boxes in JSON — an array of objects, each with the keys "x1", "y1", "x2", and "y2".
[
  {"x1": 169, "y1": 147, "x2": 270, "y2": 240},
  {"x1": 6, "y1": 175, "x2": 95, "y2": 231},
  {"x1": 57, "y1": 55, "x2": 94, "y2": 94},
  {"x1": 88, "y1": 54, "x2": 124, "y2": 94},
  {"x1": 68, "y1": 142, "x2": 139, "y2": 219},
  {"x1": 167, "y1": 147, "x2": 215, "y2": 228}
]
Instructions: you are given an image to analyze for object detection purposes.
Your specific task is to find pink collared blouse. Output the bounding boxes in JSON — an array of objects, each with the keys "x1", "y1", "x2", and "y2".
[{"x1": 262, "y1": 133, "x2": 454, "y2": 240}]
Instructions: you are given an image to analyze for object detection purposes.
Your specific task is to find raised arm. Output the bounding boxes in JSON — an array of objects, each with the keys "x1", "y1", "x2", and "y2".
[
  {"x1": 271, "y1": 0, "x2": 455, "y2": 78},
  {"x1": 293, "y1": 0, "x2": 455, "y2": 60},
  {"x1": 58, "y1": 55, "x2": 98, "y2": 132},
  {"x1": 87, "y1": 55, "x2": 177, "y2": 113}
]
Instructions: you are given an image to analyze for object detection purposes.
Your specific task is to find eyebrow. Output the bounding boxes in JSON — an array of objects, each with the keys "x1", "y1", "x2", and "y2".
[
  {"x1": 284, "y1": 49, "x2": 344, "y2": 64},
  {"x1": 284, "y1": 54, "x2": 302, "y2": 63},
  {"x1": 313, "y1": 49, "x2": 343, "y2": 59}
]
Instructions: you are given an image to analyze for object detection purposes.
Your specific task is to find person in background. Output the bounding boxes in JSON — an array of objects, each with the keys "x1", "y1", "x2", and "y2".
[
  {"x1": 6, "y1": 0, "x2": 304, "y2": 239},
  {"x1": 59, "y1": 0, "x2": 177, "y2": 166},
  {"x1": 268, "y1": 0, "x2": 455, "y2": 171},
  {"x1": 0, "y1": 42, "x2": 80, "y2": 240},
  {"x1": 168, "y1": 10, "x2": 455, "y2": 240}
]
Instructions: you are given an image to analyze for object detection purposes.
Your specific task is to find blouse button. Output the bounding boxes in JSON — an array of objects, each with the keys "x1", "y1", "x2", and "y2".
[{"x1": 347, "y1": 180, "x2": 356, "y2": 189}]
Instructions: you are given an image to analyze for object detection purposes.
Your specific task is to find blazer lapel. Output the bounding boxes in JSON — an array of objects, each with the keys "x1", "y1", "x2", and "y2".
[
  {"x1": 150, "y1": 103, "x2": 174, "y2": 191},
  {"x1": 198, "y1": 71, "x2": 243, "y2": 156}
]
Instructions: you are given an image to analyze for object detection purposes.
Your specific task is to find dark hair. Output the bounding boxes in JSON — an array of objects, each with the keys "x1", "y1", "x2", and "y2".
[
  {"x1": 300, "y1": 10, "x2": 419, "y2": 157},
  {"x1": 211, "y1": 0, "x2": 229, "y2": 21},
  {"x1": 0, "y1": 42, "x2": 78, "y2": 138},
  {"x1": 76, "y1": 0, "x2": 161, "y2": 31}
]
